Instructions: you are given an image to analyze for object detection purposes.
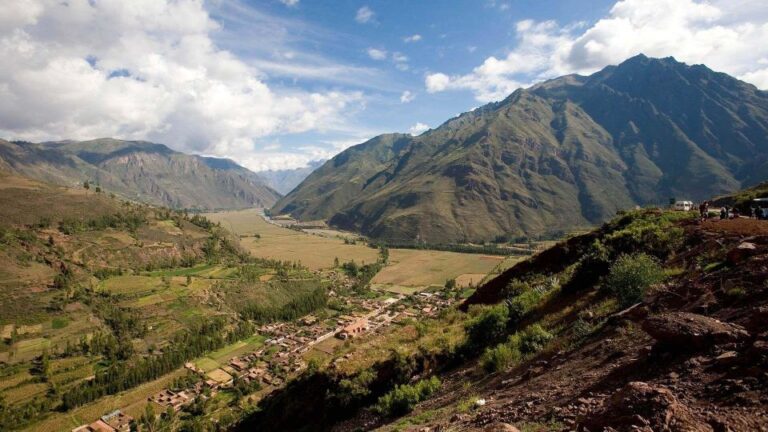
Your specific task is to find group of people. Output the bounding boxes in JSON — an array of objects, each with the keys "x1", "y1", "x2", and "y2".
[{"x1": 698, "y1": 201, "x2": 767, "y2": 221}]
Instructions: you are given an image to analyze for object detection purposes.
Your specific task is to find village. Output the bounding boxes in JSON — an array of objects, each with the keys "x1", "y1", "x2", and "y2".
[{"x1": 70, "y1": 285, "x2": 457, "y2": 431}]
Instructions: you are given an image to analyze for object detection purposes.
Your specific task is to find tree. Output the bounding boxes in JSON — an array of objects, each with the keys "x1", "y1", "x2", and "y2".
[
  {"x1": 444, "y1": 278, "x2": 456, "y2": 290},
  {"x1": 140, "y1": 403, "x2": 157, "y2": 432},
  {"x1": 186, "y1": 275, "x2": 192, "y2": 286}
]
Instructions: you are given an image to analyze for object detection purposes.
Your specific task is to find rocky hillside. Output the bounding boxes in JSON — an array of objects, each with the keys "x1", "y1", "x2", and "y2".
[
  {"x1": 0, "y1": 138, "x2": 280, "y2": 210},
  {"x1": 274, "y1": 55, "x2": 768, "y2": 243}
]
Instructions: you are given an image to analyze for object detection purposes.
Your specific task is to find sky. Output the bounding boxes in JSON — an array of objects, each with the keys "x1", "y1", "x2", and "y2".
[{"x1": 1, "y1": 0, "x2": 767, "y2": 172}]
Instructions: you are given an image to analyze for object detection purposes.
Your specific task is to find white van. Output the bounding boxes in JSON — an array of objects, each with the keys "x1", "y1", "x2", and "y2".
[{"x1": 673, "y1": 201, "x2": 694, "y2": 211}]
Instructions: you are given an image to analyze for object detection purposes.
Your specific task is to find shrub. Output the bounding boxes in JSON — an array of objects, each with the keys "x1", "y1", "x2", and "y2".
[
  {"x1": 506, "y1": 289, "x2": 544, "y2": 326},
  {"x1": 480, "y1": 342, "x2": 520, "y2": 372},
  {"x1": 605, "y1": 253, "x2": 664, "y2": 307},
  {"x1": 374, "y1": 376, "x2": 441, "y2": 417},
  {"x1": 517, "y1": 324, "x2": 553, "y2": 355},
  {"x1": 335, "y1": 369, "x2": 376, "y2": 406},
  {"x1": 464, "y1": 304, "x2": 509, "y2": 351}
]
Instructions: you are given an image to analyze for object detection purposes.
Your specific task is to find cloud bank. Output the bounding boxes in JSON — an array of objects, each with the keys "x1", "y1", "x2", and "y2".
[
  {"x1": 0, "y1": 0, "x2": 363, "y2": 169},
  {"x1": 426, "y1": 0, "x2": 768, "y2": 102}
]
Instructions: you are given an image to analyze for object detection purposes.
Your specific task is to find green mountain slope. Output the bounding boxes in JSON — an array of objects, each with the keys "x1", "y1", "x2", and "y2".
[
  {"x1": 273, "y1": 55, "x2": 768, "y2": 242},
  {"x1": 0, "y1": 138, "x2": 280, "y2": 210}
]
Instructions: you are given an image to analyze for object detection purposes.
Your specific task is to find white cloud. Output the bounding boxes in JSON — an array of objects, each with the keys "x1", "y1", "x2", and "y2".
[
  {"x1": 403, "y1": 34, "x2": 422, "y2": 43},
  {"x1": 279, "y1": 0, "x2": 299, "y2": 7},
  {"x1": 400, "y1": 90, "x2": 415, "y2": 103},
  {"x1": 425, "y1": 73, "x2": 451, "y2": 92},
  {"x1": 426, "y1": 0, "x2": 768, "y2": 102},
  {"x1": 408, "y1": 122, "x2": 430, "y2": 135},
  {"x1": 355, "y1": 6, "x2": 374, "y2": 24},
  {"x1": 367, "y1": 48, "x2": 387, "y2": 60},
  {"x1": 0, "y1": 0, "x2": 364, "y2": 168},
  {"x1": 392, "y1": 52, "x2": 408, "y2": 63}
]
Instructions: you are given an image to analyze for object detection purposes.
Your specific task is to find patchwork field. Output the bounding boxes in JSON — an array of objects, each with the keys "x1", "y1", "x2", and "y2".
[{"x1": 203, "y1": 209, "x2": 379, "y2": 269}]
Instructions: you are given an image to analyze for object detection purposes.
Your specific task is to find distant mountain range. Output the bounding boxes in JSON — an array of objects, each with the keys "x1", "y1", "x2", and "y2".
[
  {"x1": 0, "y1": 138, "x2": 280, "y2": 210},
  {"x1": 274, "y1": 55, "x2": 768, "y2": 243},
  {"x1": 256, "y1": 160, "x2": 326, "y2": 195}
]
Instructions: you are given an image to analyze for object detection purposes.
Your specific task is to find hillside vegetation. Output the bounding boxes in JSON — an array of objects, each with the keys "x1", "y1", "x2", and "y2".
[
  {"x1": 0, "y1": 138, "x2": 280, "y2": 210},
  {"x1": 275, "y1": 55, "x2": 768, "y2": 243},
  {"x1": 239, "y1": 207, "x2": 768, "y2": 431},
  {"x1": 0, "y1": 174, "x2": 320, "y2": 429}
]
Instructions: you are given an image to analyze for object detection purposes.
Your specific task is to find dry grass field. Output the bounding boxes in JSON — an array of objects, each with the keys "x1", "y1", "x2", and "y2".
[
  {"x1": 371, "y1": 249, "x2": 504, "y2": 290},
  {"x1": 203, "y1": 209, "x2": 379, "y2": 270}
]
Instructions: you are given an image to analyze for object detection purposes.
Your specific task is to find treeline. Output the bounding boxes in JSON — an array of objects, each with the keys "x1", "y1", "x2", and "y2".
[
  {"x1": 369, "y1": 241, "x2": 527, "y2": 256},
  {"x1": 58, "y1": 211, "x2": 147, "y2": 235},
  {"x1": 240, "y1": 287, "x2": 327, "y2": 323},
  {"x1": 61, "y1": 319, "x2": 255, "y2": 410}
]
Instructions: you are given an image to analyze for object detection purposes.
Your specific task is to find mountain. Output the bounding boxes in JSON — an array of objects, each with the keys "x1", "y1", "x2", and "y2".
[
  {"x1": 273, "y1": 55, "x2": 768, "y2": 243},
  {"x1": 0, "y1": 138, "x2": 281, "y2": 210},
  {"x1": 256, "y1": 160, "x2": 326, "y2": 195}
]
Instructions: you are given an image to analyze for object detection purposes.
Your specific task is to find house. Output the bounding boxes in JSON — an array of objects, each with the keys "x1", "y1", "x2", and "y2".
[
  {"x1": 336, "y1": 318, "x2": 369, "y2": 340},
  {"x1": 230, "y1": 358, "x2": 249, "y2": 372},
  {"x1": 673, "y1": 200, "x2": 694, "y2": 211},
  {"x1": 100, "y1": 410, "x2": 133, "y2": 431},
  {"x1": 72, "y1": 421, "x2": 114, "y2": 432}
]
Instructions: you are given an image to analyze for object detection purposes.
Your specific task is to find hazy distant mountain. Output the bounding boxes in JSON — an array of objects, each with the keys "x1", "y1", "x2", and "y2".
[
  {"x1": 0, "y1": 138, "x2": 281, "y2": 210},
  {"x1": 274, "y1": 55, "x2": 768, "y2": 243},
  {"x1": 256, "y1": 160, "x2": 326, "y2": 195}
]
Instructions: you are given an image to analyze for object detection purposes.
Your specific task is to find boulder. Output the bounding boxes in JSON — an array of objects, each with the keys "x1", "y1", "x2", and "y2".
[
  {"x1": 642, "y1": 312, "x2": 750, "y2": 350},
  {"x1": 579, "y1": 381, "x2": 712, "y2": 432},
  {"x1": 726, "y1": 242, "x2": 758, "y2": 265},
  {"x1": 484, "y1": 423, "x2": 520, "y2": 432}
]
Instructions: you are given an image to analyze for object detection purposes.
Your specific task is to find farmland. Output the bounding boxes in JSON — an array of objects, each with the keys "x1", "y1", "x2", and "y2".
[
  {"x1": 204, "y1": 209, "x2": 379, "y2": 270},
  {"x1": 0, "y1": 178, "x2": 530, "y2": 431},
  {"x1": 371, "y1": 249, "x2": 504, "y2": 291}
]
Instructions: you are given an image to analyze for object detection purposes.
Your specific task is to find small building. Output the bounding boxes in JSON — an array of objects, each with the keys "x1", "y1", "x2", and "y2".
[
  {"x1": 336, "y1": 318, "x2": 369, "y2": 340},
  {"x1": 673, "y1": 200, "x2": 694, "y2": 211},
  {"x1": 72, "y1": 421, "x2": 113, "y2": 432},
  {"x1": 230, "y1": 358, "x2": 249, "y2": 372},
  {"x1": 100, "y1": 410, "x2": 132, "y2": 432}
]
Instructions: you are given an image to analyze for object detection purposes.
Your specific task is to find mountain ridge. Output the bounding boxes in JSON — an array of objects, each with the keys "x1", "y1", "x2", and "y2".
[
  {"x1": 273, "y1": 54, "x2": 768, "y2": 242},
  {"x1": 0, "y1": 137, "x2": 281, "y2": 210}
]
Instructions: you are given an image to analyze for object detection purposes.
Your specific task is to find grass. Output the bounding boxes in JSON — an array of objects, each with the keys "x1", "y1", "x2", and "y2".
[
  {"x1": 2, "y1": 382, "x2": 48, "y2": 404},
  {"x1": 195, "y1": 357, "x2": 221, "y2": 372},
  {"x1": 0, "y1": 370, "x2": 33, "y2": 392},
  {"x1": 203, "y1": 209, "x2": 380, "y2": 270},
  {"x1": 99, "y1": 275, "x2": 162, "y2": 296},
  {"x1": 372, "y1": 249, "x2": 503, "y2": 288},
  {"x1": 51, "y1": 317, "x2": 69, "y2": 329},
  {"x1": 206, "y1": 335, "x2": 266, "y2": 364},
  {"x1": 143, "y1": 263, "x2": 218, "y2": 277}
]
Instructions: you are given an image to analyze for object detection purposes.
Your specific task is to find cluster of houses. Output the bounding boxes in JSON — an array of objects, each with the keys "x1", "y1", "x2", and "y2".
[
  {"x1": 150, "y1": 376, "x2": 220, "y2": 412},
  {"x1": 70, "y1": 288, "x2": 459, "y2": 432},
  {"x1": 72, "y1": 410, "x2": 133, "y2": 432}
]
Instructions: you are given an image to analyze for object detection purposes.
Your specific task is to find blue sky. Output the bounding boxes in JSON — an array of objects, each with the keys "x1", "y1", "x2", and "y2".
[
  {"x1": 1, "y1": 0, "x2": 766, "y2": 171},
  {"x1": 206, "y1": 0, "x2": 617, "y2": 162}
]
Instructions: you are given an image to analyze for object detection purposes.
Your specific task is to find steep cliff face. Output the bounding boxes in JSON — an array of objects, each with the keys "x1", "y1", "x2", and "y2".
[{"x1": 274, "y1": 55, "x2": 768, "y2": 242}]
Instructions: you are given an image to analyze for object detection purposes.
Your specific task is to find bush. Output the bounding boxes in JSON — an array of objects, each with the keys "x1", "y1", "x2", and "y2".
[
  {"x1": 464, "y1": 304, "x2": 509, "y2": 351},
  {"x1": 374, "y1": 376, "x2": 441, "y2": 417},
  {"x1": 506, "y1": 289, "x2": 544, "y2": 326},
  {"x1": 480, "y1": 343, "x2": 520, "y2": 372},
  {"x1": 517, "y1": 324, "x2": 553, "y2": 354},
  {"x1": 606, "y1": 253, "x2": 664, "y2": 307},
  {"x1": 479, "y1": 324, "x2": 553, "y2": 373}
]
